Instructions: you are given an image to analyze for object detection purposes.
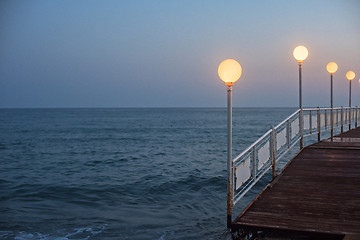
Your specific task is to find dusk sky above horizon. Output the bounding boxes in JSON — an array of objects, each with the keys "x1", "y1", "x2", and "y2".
[{"x1": 1, "y1": 0, "x2": 360, "y2": 108}]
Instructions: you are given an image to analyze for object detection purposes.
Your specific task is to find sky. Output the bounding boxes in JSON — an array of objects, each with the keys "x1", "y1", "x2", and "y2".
[{"x1": 1, "y1": 0, "x2": 360, "y2": 108}]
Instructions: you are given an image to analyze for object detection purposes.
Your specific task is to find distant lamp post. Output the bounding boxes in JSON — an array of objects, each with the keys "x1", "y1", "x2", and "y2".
[
  {"x1": 293, "y1": 46, "x2": 309, "y2": 149},
  {"x1": 346, "y1": 71, "x2": 355, "y2": 129},
  {"x1": 326, "y1": 62, "x2": 338, "y2": 138},
  {"x1": 218, "y1": 59, "x2": 242, "y2": 228}
]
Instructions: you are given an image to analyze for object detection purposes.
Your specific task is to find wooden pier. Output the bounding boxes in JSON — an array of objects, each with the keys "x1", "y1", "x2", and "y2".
[{"x1": 231, "y1": 127, "x2": 360, "y2": 239}]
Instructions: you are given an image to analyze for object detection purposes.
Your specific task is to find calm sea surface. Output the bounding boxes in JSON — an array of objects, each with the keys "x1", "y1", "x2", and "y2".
[{"x1": 0, "y1": 108, "x2": 298, "y2": 240}]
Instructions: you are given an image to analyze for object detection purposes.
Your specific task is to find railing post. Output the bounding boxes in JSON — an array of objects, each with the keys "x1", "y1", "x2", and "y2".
[
  {"x1": 349, "y1": 107, "x2": 352, "y2": 130},
  {"x1": 300, "y1": 110, "x2": 303, "y2": 149},
  {"x1": 309, "y1": 110, "x2": 312, "y2": 134},
  {"x1": 251, "y1": 146, "x2": 257, "y2": 178},
  {"x1": 324, "y1": 109, "x2": 327, "y2": 130},
  {"x1": 286, "y1": 120, "x2": 290, "y2": 148},
  {"x1": 341, "y1": 106, "x2": 344, "y2": 133},
  {"x1": 331, "y1": 108, "x2": 334, "y2": 139},
  {"x1": 317, "y1": 107, "x2": 321, "y2": 142},
  {"x1": 351, "y1": 107, "x2": 354, "y2": 129},
  {"x1": 271, "y1": 126, "x2": 276, "y2": 179},
  {"x1": 356, "y1": 106, "x2": 358, "y2": 128}
]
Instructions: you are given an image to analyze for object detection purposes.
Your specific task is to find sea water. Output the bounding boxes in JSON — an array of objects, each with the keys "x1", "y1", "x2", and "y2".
[{"x1": 0, "y1": 108, "x2": 297, "y2": 240}]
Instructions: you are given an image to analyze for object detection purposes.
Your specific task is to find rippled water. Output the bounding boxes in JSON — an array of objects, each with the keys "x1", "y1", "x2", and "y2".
[{"x1": 0, "y1": 108, "x2": 297, "y2": 240}]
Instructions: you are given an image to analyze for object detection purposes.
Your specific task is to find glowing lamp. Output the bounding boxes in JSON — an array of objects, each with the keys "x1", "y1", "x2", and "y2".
[
  {"x1": 326, "y1": 62, "x2": 338, "y2": 74},
  {"x1": 293, "y1": 46, "x2": 308, "y2": 62},
  {"x1": 346, "y1": 71, "x2": 355, "y2": 81},
  {"x1": 218, "y1": 59, "x2": 242, "y2": 86}
]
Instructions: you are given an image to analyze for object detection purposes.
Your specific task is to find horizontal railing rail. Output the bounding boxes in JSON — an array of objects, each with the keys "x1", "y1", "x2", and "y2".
[{"x1": 232, "y1": 106, "x2": 360, "y2": 206}]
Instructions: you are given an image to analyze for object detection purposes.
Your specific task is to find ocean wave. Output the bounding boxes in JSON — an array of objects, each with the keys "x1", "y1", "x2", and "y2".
[
  {"x1": 148, "y1": 174, "x2": 226, "y2": 196},
  {"x1": 157, "y1": 230, "x2": 174, "y2": 240},
  {"x1": 0, "y1": 225, "x2": 105, "y2": 240}
]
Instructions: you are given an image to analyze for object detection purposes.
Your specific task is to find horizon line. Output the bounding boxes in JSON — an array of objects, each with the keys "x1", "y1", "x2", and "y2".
[{"x1": 0, "y1": 106, "x2": 343, "y2": 110}]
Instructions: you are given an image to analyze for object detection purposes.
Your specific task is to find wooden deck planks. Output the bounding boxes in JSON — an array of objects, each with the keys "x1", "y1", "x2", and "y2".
[{"x1": 232, "y1": 127, "x2": 360, "y2": 237}]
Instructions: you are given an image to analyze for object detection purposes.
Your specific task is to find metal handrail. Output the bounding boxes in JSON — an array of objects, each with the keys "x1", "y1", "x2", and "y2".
[
  {"x1": 232, "y1": 129, "x2": 272, "y2": 163},
  {"x1": 274, "y1": 109, "x2": 301, "y2": 129},
  {"x1": 232, "y1": 106, "x2": 360, "y2": 207},
  {"x1": 304, "y1": 106, "x2": 352, "y2": 111}
]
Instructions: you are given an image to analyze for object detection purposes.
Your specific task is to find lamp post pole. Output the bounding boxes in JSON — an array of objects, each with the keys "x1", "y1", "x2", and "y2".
[
  {"x1": 349, "y1": 79, "x2": 352, "y2": 129},
  {"x1": 298, "y1": 61, "x2": 303, "y2": 149},
  {"x1": 226, "y1": 85, "x2": 233, "y2": 229},
  {"x1": 346, "y1": 71, "x2": 356, "y2": 129}
]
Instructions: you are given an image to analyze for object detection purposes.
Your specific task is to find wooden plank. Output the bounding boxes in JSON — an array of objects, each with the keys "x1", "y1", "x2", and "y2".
[
  {"x1": 344, "y1": 234, "x2": 360, "y2": 240},
  {"x1": 232, "y1": 127, "x2": 360, "y2": 237}
]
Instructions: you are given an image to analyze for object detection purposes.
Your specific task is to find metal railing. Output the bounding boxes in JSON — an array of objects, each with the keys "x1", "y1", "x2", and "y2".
[{"x1": 231, "y1": 106, "x2": 360, "y2": 208}]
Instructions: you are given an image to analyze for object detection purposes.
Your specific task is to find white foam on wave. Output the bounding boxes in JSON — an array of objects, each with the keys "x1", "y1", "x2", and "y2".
[
  {"x1": 157, "y1": 230, "x2": 174, "y2": 240},
  {"x1": 14, "y1": 232, "x2": 50, "y2": 240},
  {"x1": 5, "y1": 225, "x2": 106, "y2": 240},
  {"x1": 64, "y1": 226, "x2": 106, "y2": 239}
]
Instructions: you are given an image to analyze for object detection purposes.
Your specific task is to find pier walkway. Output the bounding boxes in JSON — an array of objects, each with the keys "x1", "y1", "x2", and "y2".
[{"x1": 231, "y1": 127, "x2": 360, "y2": 239}]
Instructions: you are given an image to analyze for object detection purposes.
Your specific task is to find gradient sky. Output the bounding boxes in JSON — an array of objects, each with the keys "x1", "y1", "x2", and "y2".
[{"x1": 1, "y1": 0, "x2": 359, "y2": 108}]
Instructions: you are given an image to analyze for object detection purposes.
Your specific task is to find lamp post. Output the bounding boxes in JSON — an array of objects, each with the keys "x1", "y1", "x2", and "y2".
[
  {"x1": 326, "y1": 62, "x2": 338, "y2": 138},
  {"x1": 346, "y1": 71, "x2": 355, "y2": 129},
  {"x1": 293, "y1": 46, "x2": 309, "y2": 149},
  {"x1": 218, "y1": 59, "x2": 242, "y2": 229}
]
